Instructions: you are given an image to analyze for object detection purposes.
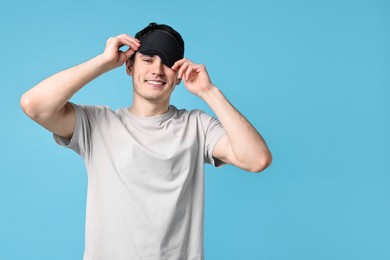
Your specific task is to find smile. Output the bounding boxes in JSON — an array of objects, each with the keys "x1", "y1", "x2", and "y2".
[{"x1": 146, "y1": 80, "x2": 166, "y2": 86}]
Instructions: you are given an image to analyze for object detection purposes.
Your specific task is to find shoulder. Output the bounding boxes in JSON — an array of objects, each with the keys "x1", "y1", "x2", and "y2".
[
  {"x1": 171, "y1": 106, "x2": 218, "y2": 126},
  {"x1": 171, "y1": 105, "x2": 210, "y2": 119},
  {"x1": 71, "y1": 102, "x2": 116, "y2": 121},
  {"x1": 74, "y1": 103, "x2": 112, "y2": 113},
  {"x1": 171, "y1": 106, "x2": 220, "y2": 132}
]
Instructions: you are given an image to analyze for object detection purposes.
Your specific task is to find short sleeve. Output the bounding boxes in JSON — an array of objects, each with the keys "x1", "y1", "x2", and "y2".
[
  {"x1": 53, "y1": 102, "x2": 95, "y2": 158},
  {"x1": 199, "y1": 111, "x2": 226, "y2": 167}
]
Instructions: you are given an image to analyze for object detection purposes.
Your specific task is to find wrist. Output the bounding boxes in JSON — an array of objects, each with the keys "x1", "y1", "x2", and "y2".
[
  {"x1": 95, "y1": 54, "x2": 116, "y2": 73},
  {"x1": 198, "y1": 84, "x2": 219, "y2": 101}
]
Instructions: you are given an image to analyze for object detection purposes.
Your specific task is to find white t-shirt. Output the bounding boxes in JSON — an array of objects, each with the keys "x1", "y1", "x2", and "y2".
[{"x1": 54, "y1": 103, "x2": 226, "y2": 260}]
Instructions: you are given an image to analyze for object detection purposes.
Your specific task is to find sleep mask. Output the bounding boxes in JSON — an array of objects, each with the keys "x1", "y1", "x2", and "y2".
[{"x1": 138, "y1": 30, "x2": 184, "y2": 67}]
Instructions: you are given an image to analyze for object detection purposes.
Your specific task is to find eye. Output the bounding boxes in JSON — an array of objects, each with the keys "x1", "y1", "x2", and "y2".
[{"x1": 143, "y1": 59, "x2": 153, "y2": 63}]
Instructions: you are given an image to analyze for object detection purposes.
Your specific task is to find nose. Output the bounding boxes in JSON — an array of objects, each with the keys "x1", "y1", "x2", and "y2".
[{"x1": 152, "y1": 58, "x2": 165, "y2": 76}]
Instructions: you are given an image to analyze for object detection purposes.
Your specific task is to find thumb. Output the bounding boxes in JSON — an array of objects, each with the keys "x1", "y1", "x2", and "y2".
[{"x1": 124, "y1": 47, "x2": 136, "y2": 59}]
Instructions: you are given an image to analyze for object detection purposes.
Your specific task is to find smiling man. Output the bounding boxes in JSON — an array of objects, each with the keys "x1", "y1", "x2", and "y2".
[{"x1": 21, "y1": 23, "x2": 272, "y2": 260}]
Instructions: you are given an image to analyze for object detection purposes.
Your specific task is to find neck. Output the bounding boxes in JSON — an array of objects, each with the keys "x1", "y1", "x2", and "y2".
[{"x1": 128, "y1": 98, "x2": 170, "y2": 117}]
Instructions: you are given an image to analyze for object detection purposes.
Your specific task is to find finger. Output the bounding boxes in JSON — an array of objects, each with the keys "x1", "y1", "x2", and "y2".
[
  {"x1": 116, "y1": 34, "x2": 141, "y2": 45},
  {"x1": 123, "y1": 47, "x2": 136, "y2": 59},
  {"x1": 107, "y1": 37, "x2": 132, "y2": 51},
  {"x1": 172, "y1": 58, "x2": 189, "y2": 71},
  {"x1": 178, "y1": 62, "x2": 190, "y2": 79},
  {"x1": 196, "y1": 64, "x2": 206, "y2": 74},
  {"x1": 184, "y1": 65, "x2": 193, "y2": 81},
  {"x1": 116, "y1": 35, "x2": 141, "y2": 50},
  {"x1": 171, "y1": 61, "x2": 182, "y2": 71}
]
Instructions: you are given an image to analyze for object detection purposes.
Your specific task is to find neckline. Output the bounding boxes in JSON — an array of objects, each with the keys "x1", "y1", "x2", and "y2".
[{"x1": 121, "y1": 105, "x2": 176, "y2": 122}]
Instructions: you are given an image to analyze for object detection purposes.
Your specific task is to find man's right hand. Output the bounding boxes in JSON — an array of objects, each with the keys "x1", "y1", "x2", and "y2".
[
  {"x1": 21, "y1": 33, "x2": 141, "y2": 140},
  {"x1": 102, "y1": 34, "x2": 140, "y2": 70}
]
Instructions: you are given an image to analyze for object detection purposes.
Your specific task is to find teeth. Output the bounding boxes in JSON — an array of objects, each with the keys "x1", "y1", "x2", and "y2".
[{"x1": 147, "y1": 80, "x2": 164, "y2": 85}]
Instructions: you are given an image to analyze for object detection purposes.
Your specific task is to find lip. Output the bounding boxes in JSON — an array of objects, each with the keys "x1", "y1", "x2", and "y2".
[{"x1": 145, "y1": 80, "x2": 166, "y2": 89}]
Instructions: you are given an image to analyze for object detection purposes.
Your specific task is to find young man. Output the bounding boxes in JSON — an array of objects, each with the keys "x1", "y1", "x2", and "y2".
[{"x1": 21, "y1": 23, "x2": 272, "y2": 260}]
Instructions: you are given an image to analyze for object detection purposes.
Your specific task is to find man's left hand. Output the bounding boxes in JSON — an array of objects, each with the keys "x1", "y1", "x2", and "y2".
[{"x1": 171, "y1": 58, "x2": 213, "y2": 97}]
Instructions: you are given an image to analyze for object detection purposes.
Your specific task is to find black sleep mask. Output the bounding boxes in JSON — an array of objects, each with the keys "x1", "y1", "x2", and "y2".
[{"x1": 137, "y1": 30, "x2": 184, "y2": 67}]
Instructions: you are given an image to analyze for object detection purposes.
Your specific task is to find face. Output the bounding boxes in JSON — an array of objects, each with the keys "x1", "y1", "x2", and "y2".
[{"x1": 127, "y1": 52, "x2": 179, "y2": 104}]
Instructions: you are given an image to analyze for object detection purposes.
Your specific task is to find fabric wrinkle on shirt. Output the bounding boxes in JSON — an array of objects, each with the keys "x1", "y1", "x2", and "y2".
[{"x1": 54, "y1": 103, "x2": 226, "y2": 260}]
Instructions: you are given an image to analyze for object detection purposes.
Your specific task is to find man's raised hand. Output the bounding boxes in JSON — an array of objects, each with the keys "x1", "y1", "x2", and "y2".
[
  {"x1": 102, "y1": 34, "x2": 140, "y2": 70},
  {"x1": 171, "y1": 58, "x2": 214, "y2": 97}
]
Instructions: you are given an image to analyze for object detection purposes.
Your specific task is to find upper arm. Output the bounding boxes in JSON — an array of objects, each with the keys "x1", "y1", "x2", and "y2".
[
  {"x1": 212, "y1": 135, "x2": 271, "y2": 173},
  {"x1": 212, "y1": 134, "x2": 251, "y2": 171},
  {"x1": 21, "y1": 99, "x2": 76, "y2": 140},
  {"x1": 44, "y1": 102, "x2": 76, "y2": 140}
]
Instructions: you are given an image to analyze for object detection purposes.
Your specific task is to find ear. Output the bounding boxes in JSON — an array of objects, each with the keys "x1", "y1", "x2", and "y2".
[{"x1": 126, "y1": 58, "x2": 134, "y2": 76}]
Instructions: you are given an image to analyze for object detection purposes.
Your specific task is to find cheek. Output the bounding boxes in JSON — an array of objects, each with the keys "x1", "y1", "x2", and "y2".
[
  {"x1": 133, "y1": 68, "x2": 145, "y2": 82},
  {"x1": 165, "y1": 69, "x2": 178, "y2": 82}
]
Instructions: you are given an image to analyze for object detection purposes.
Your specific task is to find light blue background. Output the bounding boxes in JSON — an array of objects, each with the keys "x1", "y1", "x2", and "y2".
[{"x1": 1, "y1": 0, "x2": 389, "y2": 259}]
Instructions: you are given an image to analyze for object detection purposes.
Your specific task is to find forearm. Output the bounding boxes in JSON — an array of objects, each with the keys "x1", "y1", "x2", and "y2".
[
  {"x1": 21, "y1": 54, "x2": 110, "y2": 119},
  {"x1": 200, "y1": 85, "x2": 272, "y2": 167}
]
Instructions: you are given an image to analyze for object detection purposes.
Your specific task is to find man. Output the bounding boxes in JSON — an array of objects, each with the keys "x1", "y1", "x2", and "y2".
[{"x1": 21, "y1": 23, "x2": 272, "y2": 260}]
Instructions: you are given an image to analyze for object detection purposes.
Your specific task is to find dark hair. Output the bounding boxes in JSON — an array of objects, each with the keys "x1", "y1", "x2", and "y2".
[{"x1": 130, "y1": 22, "x2": 184, "y2": 61}]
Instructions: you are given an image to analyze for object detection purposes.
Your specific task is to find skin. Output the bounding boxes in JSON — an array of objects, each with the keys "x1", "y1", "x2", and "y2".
[
  {"x1": 21, "y1": 33, "x2": 272, "y2": 173},
  {"x1": 125, "y1": 52, "x2": 179, "y2": 116}
]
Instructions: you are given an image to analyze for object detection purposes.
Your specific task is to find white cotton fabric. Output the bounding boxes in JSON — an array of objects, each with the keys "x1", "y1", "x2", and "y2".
[{"x1": 54, "y1": 103, "x2": 225, "y2": 260}]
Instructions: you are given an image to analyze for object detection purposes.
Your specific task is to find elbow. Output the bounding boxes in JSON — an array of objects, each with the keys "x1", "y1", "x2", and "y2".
[
  {"x1": 20, "y1": 93, "x2": 41, "y2": 120},
  {"x1": 20, "y1": 93, "x2": 33, "y2": 117},
  {"x1": 248, "y1": 151, "x2": 272, "y2": 173}
]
